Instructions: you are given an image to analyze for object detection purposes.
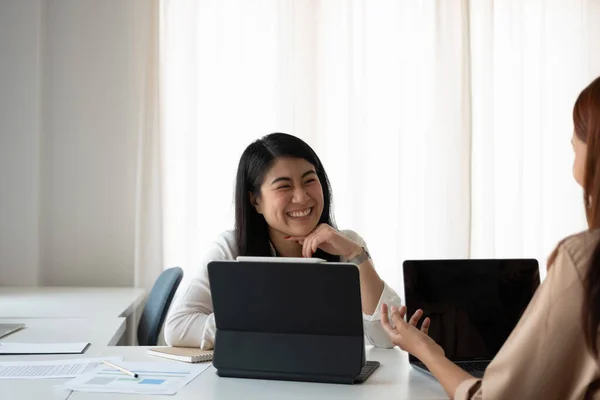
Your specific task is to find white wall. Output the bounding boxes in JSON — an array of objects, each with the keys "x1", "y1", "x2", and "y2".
[
  {"x1": 0, "y1": 1, "x2": 42, "y2": 285},
  {"x1": 40, "y1": 0, "x2": 138, "y2": 286},
  {"x1": 0, "y1": 0, "x2": 145, "y2": 286}
]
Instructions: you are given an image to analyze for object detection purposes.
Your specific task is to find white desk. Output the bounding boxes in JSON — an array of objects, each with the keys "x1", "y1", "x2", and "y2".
[
  {"x1": 66, "y1": 346, "x2": 448, "y2": 400},
  {"x1": 0, "y1": 318, "x2": 127, "y2": 400},
  {"x1": 0, "y1": 317, "x2": 125, "y2": 347},
  {"x1": 0, "y1": 287, "x2": 145, "y2": 319},
  {"x1": 0, "y1": 287, "x2": 146, "y2": 345}
]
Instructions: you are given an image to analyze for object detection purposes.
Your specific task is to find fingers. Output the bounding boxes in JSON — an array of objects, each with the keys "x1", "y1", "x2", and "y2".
[
  {"x1": 381, "y1": 303, "x2": 388, "y2": 317},
  {"x1": 398, "y1": 305, "x2": 408, "y2": 319},
  {"x1": 311, "y1": 239, "x2": 319, "y2": 255},
  {"x1": 381, "y1": 303, "x2": 390, "y2": 326},
  {"x1": 408, "y1": 309, "x2": 423, "y2": 327},
  {"x1": 302, "y1": 232, "x2": 317, "y2": 258},
  {"x1": 308, "y1": 224, "x2": 330, "y2": 257},
  {"x1": 284, "y1": 236, "x2": 305, "y2": 242},
  {"x1": 303, "y1": 239, "x2": 311, "y2": 258},
  {"x1": 382, "y1": 304, "x2": 403, "y2": 327},
  {"x1": 383, "y1": 304, "x2": 432, "y2": 340},
  {"x1": 285, "y1": 224, "x2": 341, "y2": 258},
  {"x1": 421, "y1": 317, "x2": 431, "y2": 335},
  {"x1": 406, "y1": 309, "x2": 431, "y2": 335},
  {"x1": 391, "y1": 307, "x2": 429, "y2": 331},
  {"x1": 289, "y1": 224, "x2": 324, "y2": 240},
  {"x1": 380, "y1": 304, "x2": 398, "y2": 337},
  {"x1": 284, "y1": 225, "x2": 324, "y2": 258},
  {"x1": 390, "y1": 306, "x2": 406, "y2": 329},
  {"x1": 303, "y1": 227, "x2": 327, "y2": 258},
  {"x1": 284, "y1": 233, "x2": 316, "y2": 257}
]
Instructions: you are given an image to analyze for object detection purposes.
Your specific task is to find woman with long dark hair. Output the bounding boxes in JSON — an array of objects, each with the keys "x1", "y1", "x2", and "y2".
[
  {"x1": 381, "y1": 77, "x2": 600, "y2": 399},
  {"x1": 166, "y1": 132, "x2": 402, "y2": 349}
]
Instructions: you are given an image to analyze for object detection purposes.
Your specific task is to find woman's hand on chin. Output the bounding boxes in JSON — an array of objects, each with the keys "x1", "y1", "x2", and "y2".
[{"x1": 284, "y1": 224, "x2": 362, "y2": 258}]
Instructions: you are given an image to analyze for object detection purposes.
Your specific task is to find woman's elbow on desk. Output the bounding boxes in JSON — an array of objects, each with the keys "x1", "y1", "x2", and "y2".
[
  {"x1": 363, "y1": 282, "x2": 402, "y2": 348},
  {"x1": 164, "y1": 278, "x2": 217, "y2": 347},
  {"x1": 364, "y1": 322, "x2": 397, "y2": 348},
  {"x1": 163, "y1": 311, "x2": 210, "y2": 348},
  {"x1": 163, "y1": 315, "x2": 190, "y2": 347},
  {"x1": 365, "y1": 321, "x2": 395, "y2": 349}
]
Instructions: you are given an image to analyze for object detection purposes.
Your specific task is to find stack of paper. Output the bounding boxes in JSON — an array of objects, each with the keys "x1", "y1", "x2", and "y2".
[
  {"x1": 59, "y1": 361, "x2": 211, "y2": 395},
  {"x1": 0, "y1": 342, "x2": 89, "y2": 355},
  {"x1": 0, "y1": 357, "x2": 122, "y2": 379}
]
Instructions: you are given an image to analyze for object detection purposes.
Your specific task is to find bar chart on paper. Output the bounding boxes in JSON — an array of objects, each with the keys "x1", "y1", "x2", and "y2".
[{"x1": 60, "y1": 362, "x2": 211, "y2": 395}]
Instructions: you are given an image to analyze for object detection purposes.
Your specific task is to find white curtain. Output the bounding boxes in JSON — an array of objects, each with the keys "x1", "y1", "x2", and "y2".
[
  {"x1": 158, "y1": 0, "x2": 600, "y2": 293},
  {"x1": 469, "y1": 0, "x2": 600, "y2": 276},
  {"x1": 132, "y1": 0, "x2": 164, "y2": 291}
]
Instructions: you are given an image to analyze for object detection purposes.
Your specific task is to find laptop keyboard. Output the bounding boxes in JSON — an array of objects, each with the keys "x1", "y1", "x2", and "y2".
[
  {"x1": 455, "y1": 361, "x2": 489, "y2": 372},
  {"x1": 415, "y1": 360, "x2": 488, "y2": 373}
]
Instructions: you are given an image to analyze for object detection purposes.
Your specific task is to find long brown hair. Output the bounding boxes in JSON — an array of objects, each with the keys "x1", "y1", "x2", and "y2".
[{"x1": 549, "y1": 76, "x2": 600, "y2": 355}]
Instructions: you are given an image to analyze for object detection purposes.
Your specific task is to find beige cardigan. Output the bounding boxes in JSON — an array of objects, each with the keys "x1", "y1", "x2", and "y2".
[{"x1": 455, "y1": 230, "x2": 600, "y2": 400}]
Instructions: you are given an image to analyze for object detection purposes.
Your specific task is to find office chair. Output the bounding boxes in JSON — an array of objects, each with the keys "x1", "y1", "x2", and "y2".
[{"x1": 137, "y1": 266, "x2": 184, "y2": 346}]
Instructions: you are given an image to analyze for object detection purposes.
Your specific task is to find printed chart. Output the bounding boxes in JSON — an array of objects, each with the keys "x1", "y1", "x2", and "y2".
[{"x1": 61, "y1": 362, "x2": 211, "y2": 395}]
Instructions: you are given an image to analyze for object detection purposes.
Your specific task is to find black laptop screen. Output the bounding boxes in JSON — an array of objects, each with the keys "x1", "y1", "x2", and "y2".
[{"x1": 403, "y1": 259, "x2": 540, "y2": 363}]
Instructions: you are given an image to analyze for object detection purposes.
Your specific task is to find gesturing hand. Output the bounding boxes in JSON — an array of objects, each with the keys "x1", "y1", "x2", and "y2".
[{"x1": 380, "y1": 303, "x2": 443, "y2": 360}]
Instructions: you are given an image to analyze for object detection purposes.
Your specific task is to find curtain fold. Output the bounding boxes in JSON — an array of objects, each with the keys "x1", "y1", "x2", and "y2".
[
  {"x1": 132, "y1": 0, "x2": 163, "y2": 291},
  {"x1": 156, "y1": 0, "x2": 599, "y2": 293}
]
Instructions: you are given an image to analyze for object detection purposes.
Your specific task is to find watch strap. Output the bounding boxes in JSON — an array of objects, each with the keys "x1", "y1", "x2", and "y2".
[{"x1": 347, "y1": 246, "x2": 370, "y2": 265}]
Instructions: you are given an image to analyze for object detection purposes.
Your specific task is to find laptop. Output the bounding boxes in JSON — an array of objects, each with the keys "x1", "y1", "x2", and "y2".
[
  {"x1": 403, "y1": 258, "x2": 540, "y2": 378},
  {"x1": 207, "y1": 259, "x2": 380, "y2": 384},
  {"x1": 0, "y1": 323, "x2": 25, "y2": 339}
]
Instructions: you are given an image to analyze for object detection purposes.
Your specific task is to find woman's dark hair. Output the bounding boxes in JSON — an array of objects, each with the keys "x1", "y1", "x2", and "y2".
[
  {"x1": 549, "y1": 76, "x2": 600, "y2": 355},
  {"x1": 234, "y1": 132, "x2": 339, "y2": 261}
]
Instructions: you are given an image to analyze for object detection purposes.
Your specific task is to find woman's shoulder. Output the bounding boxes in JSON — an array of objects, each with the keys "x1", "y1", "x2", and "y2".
[
  {"x1": 203, "y1": 229, "x2": 239, "y2": 261},
  {"x1": 556, "y1": 229, "x2": 600, "y2": 277},
  {"x1": 339, "y1": 229, "x2": 367, "y2": 247}
]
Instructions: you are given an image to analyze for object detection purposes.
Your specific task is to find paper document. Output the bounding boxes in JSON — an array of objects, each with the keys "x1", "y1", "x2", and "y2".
[
  {"x1": 0, "y1": 357, "x2": 122, "y2": 379},
  {"x1": 60, "y1": 361, "x2": 211, "y2": 395},
  {"x1": 0, "y1": 342, "x2": 89, "y2": 354}
]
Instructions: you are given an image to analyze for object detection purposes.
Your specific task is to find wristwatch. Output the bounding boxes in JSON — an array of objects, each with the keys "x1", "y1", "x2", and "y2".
[{"x1": 347, "y1": 246, "x2": 370, "y2": 265}]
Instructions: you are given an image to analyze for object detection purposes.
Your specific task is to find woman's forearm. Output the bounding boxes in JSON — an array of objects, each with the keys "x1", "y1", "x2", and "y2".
[
  {"x1": 356, "y1": 258, "x2": 384, "y2": 315},
  {"x1": 420, "y1": 349, "x2": 475, "y2": 399}
]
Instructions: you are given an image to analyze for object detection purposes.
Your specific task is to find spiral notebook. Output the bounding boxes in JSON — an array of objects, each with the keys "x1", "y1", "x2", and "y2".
[{"x1": 147, "y1": 347, "x2": 213, "y2": 363}]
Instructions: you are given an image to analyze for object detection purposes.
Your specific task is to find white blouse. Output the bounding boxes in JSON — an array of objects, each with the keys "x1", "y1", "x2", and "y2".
[{"x1": 164, "y1": 229, "x2": 402, "y2": 349}]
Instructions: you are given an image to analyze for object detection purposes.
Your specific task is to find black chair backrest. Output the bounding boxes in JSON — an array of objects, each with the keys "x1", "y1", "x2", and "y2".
[{"x1": 137, "y1": 266, "x2": 184, "y2": 346}]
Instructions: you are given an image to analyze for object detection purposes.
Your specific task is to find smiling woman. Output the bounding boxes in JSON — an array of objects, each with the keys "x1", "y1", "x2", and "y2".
[
  {"x1": 235, "y1": 134, "x2": 333, "y2": 260},
  {"x1": 164, "y1": 133, "x2": 402, "y2": 350}
]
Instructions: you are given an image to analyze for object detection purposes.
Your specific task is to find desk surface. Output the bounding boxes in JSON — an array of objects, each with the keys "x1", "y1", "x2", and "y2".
[
  {"x1": 0, "y1": 317, "x2": 127, "y2": 400},
  {"x1": 0, "y1": 345, "x2": 449, "y2": 400},
  {"x1": 0, "y1": 317, "x2": 125, "y2": 347},
  {"x1": 0, "y1": 287, "x2": 146, "y2": 318},
  {"x1": 67, "y1": 346, "x2": 448, "y2": 400}
]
